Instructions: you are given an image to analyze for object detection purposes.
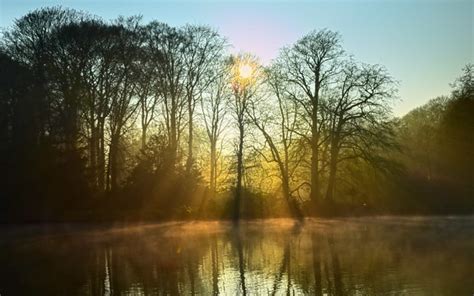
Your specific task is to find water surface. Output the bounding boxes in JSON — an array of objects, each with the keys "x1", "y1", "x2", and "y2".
[{"x1": 0, "y1": 217, "x2": 473, "y2": 295}]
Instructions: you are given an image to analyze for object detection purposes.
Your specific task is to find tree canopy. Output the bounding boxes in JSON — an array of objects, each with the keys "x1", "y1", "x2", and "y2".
[{"x1": 0, "y1": 8, "x2": 472, "y2": 222}]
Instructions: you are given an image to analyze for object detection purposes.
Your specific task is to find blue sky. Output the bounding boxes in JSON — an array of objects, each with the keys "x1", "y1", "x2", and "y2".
[{"x1": 1, "y1": 0, "x2": 472, "y2": 116}]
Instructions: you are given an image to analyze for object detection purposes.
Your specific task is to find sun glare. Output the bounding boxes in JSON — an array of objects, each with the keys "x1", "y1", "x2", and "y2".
[{"x1": 238, "y1": 63, "x2": 253, "y2": 79}]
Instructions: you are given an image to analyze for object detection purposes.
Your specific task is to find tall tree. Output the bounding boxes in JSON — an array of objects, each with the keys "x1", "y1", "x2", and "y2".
[
  {"x1": 83, "y1": 21, "x2": 124, "y2": 191},
  {"x1": 136, "y1": 27, "x2": 160, "y2": 150},
  {"x1": 323, "y1": 62, "x2": 397, "y2": 200},
  {"x1": 276, "y1": 29, "x2": 344, "y2": 204},
  {"x1": 147, "y1": 22, "x2": 188, "y2": 167},
  {"x1": 106, "y1": 17, "x2": 143, "y2": 192},
  {"x1": 183, "y1": 25, "x2": 226, "y2": 174},
  {"x1": 48, "y1": 18, "x2": 104, "y2": 154},
  {"x1": 2, "y1": 7, "x2": 83, "y2": 147},
  {"x1": 247, "y1": 66, "x2": 305, "y2": 218},
  {"x1": 229, "y1": 54, "x2": 261, "y2": 221},
  {"x1": 438, "y1": 64, "x2": 474, "y2": 189},
  {"x1": 398, "y1": 96, "x2": 449, "y2": 180},
  {"x1": 201, "y1": 63, "x2": 230, "y2": 195}
]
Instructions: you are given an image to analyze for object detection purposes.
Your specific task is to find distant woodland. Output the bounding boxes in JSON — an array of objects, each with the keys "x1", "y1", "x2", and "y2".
[{"x1": 0, "y1": 8, "x2": 472, "y2": 222}]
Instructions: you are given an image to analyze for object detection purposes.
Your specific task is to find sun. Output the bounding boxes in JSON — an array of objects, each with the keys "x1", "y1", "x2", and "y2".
[
  {"x1": 238, "y1": 63, "x2": 253, "y2": 79},
  {"x1": 230, "y1": 55, "x2": 259, "y2": 90}
]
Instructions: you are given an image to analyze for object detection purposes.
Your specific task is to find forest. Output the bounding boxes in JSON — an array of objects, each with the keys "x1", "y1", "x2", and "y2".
[{"x1": 0, "y1": 7, "x2": 472, "y2": 222}]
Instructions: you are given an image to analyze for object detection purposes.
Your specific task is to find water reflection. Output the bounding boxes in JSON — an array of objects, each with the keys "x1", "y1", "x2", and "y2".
[{"x1": 0, "y1": 217, "x2": 473, "y2": 295}]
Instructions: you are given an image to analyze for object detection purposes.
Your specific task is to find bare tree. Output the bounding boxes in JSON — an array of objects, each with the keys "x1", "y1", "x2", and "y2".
[
  {"x1": 2, "y1": 7, "x2": 83, "y2": 146},
  {"x1": 136, "y1": 28, "x2": 161, "y2": 150},
  {"x1": 323, "y1": 62, "x2": 397, "y2": 200},
  {"x1": 276, "y1": 29, "x2": 343, "y2": 203},
  {"x1": 247, "y1": 66, "x2": 305, "y2": 219},
  {"x1": 183, "y1": 25, "x2": 226, "y2": 174},
  {"x1": 48, "y1": 22, "x2": 90, "y2": 153},
  {"x1": 85, "y1": 21, "x2": 124, "y2": 191},
  {"x1": 146, "y1": 22, "x2": 188, "y2": 167},
  {"x1": 229, "y1": 54, "x2": 262, "y2": 221},
  {"x1": 201, "y1": 63, "x2": 230, "y2": 195},
  {"x1": 106, "y1": 17, "x2": 143, "y2": 192}
]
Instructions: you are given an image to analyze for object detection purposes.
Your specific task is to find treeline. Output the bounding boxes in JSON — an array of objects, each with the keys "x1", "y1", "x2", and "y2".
[
  {"x1": 0, "y1": 7, "x2": 472, "y2": 222},
  {"x1": 395, "y1": 67, "x2": 474, "y2": 214}
]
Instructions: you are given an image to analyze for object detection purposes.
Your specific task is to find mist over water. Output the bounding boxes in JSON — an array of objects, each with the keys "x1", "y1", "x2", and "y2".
[{"x1": 0, "y1": 217, "x2": 472, "y2": 295}]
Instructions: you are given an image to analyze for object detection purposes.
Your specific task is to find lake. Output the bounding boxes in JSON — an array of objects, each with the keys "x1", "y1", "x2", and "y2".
[{"x1": 0, "y1": 217, "x2": 473, "y2": 295}]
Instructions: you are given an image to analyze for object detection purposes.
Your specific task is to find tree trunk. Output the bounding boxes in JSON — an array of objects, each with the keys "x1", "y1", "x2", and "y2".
[
  {"x1": 210, "y1": 141, "x2": 217, "y2": 194},
  {"x1": 63, "y1": 89, "x2": 79, "y2": 153},
  {"x1": 310, "y1": 117, "x2": 320, "y2": 203},
  {"x1": 234, "y1": 120, "x2": 244, "y2": 222},
  {"x1": 186, "y1": 96, "x2": 194, "y2": 174},
  {"x1": 89, "y1": 124, "x2": 97, "y2": 189},
  {"x1": 281, "y1": 171, "x2": 303, "y2": 220},
  {"x1": 98, "y1": 119, "x2": 106, "y2": 192},
  {"x1": 310, "y1": 80, "x2": 320, "y2": 204},
  {"x1": 108, "y1": 135, "x2": 119, "y2": 193},
  {"x1": 169, "y1": 99, "x2": 178, "y2": 167},
  {"x1": 141, "y1": 125, "x2": 147, "y2": 150},
  {"x1": 326, "y1": 144, "x2": 339, "y2": 201}
]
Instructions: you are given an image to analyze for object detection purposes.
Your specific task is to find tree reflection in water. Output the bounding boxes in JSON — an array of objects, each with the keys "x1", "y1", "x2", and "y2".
[{"x1": 0, "y1": 217, "x2": 473, "y2": 295}]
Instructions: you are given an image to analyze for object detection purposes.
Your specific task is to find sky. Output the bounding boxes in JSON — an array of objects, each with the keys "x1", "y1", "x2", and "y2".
[{"x1": 0, "y1": 0, "x2": 472, "y2": 116}]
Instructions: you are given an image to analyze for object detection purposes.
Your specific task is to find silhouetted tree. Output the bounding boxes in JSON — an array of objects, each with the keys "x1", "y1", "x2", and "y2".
[
  {"x1": 247, "y1": 65, "x2": 305, "y2": 219},
  {"x1": 2, "y1": 7, "x2": 82, "y2": 147},
  {"x1": 275, "y1": 29, "x2": 344, "y2": 204},
  {"x1": 323, "y1": 62, "x2": 397, "y2": 201},
  {"x1": 438, "y1": 64, "x2": 474, "y2": 191},
  {"x1": 200, "y1": 62, "x2": 231, "y2": 195},
  {"x1": 136, "y1": 27, "x2": 160, "y2": 150},
  {"x1": 0, "y1": 6, "x2": 471, "y2": 221},
  {"x1": 229, "y1": 54, "x2": 261, "y2": 221},
  {"x1": 105, "y1": 17, "x2": 143, "y2": 192},
  {"x1": 183, "y1": 25, "x2": 226, "y2": 174},
  {"x1": 146, "y1": 22, "x2": 188, "y2": 168}
]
